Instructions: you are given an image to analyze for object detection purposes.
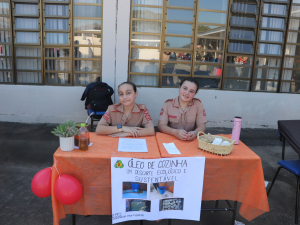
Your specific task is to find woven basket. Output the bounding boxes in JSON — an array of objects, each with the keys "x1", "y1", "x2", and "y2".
[{"x1": 197, "y1": 131, "x2": 236, "y2": 156}]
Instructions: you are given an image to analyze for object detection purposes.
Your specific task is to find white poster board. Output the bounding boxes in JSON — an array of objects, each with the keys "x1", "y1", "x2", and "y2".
[{"x1": 111, "y1": 157, "x2": 205, "y2": 223}]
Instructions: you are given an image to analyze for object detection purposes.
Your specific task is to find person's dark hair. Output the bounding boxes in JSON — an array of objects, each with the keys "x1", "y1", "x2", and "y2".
[
  {"x1": 118, "y1": 82, "x2": 137, "y2": 92},
  {"x1": 179, "y1": 77, "x2": 199, "y2": 93}
]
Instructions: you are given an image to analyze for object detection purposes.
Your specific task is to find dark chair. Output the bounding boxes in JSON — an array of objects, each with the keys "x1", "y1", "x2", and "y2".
[
  {"x1": 268, "y1": 120, "x2": 300, "y2": 224},
  {"x1": 88, "y1": 108, "x2": 105, "y2": 132}
]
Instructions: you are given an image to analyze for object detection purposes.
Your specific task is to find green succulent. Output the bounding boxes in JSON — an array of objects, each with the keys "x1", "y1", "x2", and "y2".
[{"x1": 51, "y1": 120, "x2": 79, "y2": 137}]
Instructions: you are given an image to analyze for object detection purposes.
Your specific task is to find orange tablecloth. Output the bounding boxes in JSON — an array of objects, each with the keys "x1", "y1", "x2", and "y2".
[
  {"x1": 155, "y1": 132, "x2": 269, "y2": 221},
  {"x1": 51, "y1": 134, "x2": 161, "y2": 225}
]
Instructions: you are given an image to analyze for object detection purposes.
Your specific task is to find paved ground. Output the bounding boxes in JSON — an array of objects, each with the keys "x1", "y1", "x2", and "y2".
[{"x1": 0, "y1": 122, "x2": 298, "y2": 225}]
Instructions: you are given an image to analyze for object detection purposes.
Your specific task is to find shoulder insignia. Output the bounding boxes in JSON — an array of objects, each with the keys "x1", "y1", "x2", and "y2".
[
  {"x1": 110, "y1": 103, "x2": 121, "y2": 112},
  {"x1": 160, "y1": 108, "x2": 164, "y2": 115},
  {"x1": 103, "y1": 112, "x2": 111, "y2": 121},
  {"x1": 164, "y1": 99, "x2": 173, "y2": 103},
  {"x1": 137, "y1": 104, "x2": 146, "y2": 110},
  {"x1": 193, "y1": 98, "x2": 202, "y2": 103},
  {"x1": 143, "y1": 107, "x2": 152, "y2": 121}
]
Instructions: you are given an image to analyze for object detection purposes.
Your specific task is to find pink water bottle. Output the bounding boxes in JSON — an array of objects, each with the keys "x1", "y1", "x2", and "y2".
[{"x1": 231, "y1": 117, "x2": 242, "y2": 145}]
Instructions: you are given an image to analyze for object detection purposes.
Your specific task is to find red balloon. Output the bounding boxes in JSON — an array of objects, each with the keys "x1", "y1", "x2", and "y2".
[
  {"x1": 31, "y1": 167, "x2": 52, "y2": 198},
  {"x1": 55, "y1": 174, "x2": 82, "y2": 205}
]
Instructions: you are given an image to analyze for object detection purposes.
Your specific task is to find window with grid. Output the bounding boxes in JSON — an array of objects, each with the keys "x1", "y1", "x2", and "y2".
[
  {"x1": 281, "y1": 0, "x2": 300, "y2": 93},
  {"x1": 43, "y1": 0, "x2": 71, "y2": 84},
  {"x1": 223, "y1": 0, "x2": 258, "y2": 91},
  {"x1": 73, "y1": 0, "x2": 102, "y2": 85},
  {"x1": 128, "y1": 0, "x2": 230, "y2": 88},
  {"x1": 12, "y1": 0, "x2": 42, "y2": 84},
  {"x1": 195, "y1": 0, "x2": 228, "y2": 89},
  {"x1": 3, "y1": 0, "x2": 102, "y2": 86},
  {"x1": 252, "y1": 0, "x2": 289, "y2": 92},
  {"x1": 128, "y1": 0, "x2": 300, "y2": 94},
  {"x1": 0, "y1": 0, "x2": 13, "y2": 83},
  {"x1": 129, "y1": 0, "x2": 163, "y2": 87}
]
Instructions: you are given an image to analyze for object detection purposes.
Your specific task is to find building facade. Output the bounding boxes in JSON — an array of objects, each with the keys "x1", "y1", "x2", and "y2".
[{"x1": 0, "y1": 0, "x2": 299, "y2": 128}]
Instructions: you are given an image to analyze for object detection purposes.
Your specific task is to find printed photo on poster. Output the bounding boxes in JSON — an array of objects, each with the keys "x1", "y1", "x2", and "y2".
[
  {"x1": 150, "y1": 181, "x2": 174, "y2": 199},
  {"x1": 126, "y1": 199, "x2": 151, "y2": 212},
  {"x1": 122, "y1": 182, "x2": 147, "y2": 199},
  {"x1": 159, "y1": 198, "x2": 184, "y2": 211}
]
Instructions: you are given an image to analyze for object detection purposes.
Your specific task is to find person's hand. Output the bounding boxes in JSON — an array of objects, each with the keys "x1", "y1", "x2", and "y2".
[
  {"x1": 174, "y1": 129, "x2": 188, "y2": 140},
  {"x1": 109, "y1": 132, "x2": 131, "y2": 138},
  {"x1": 122, "y1": 126, "x2": 143, "y2": 137},
  {"x1": 187, "y1": 131, "x2": 197, "y2": 141}
]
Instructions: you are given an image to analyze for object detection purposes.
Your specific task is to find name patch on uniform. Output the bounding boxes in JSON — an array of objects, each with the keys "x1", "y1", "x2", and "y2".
[
  {"x1": 103, "y1": 112, "x2": 111, "y2": 121},
  {"x1": 203, "y1": 109, "x2": 206, "y2": 117},
  {"x1": 168, "y1": 115, "x2": 177, "y2": 118}
]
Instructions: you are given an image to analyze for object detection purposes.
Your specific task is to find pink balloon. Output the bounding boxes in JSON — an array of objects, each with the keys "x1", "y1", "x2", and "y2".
[
  {"x1": 31, "y1": 167, "x2": 52, "y2": 198},
  {"x1": 55, "y1": 174, "x2": 82, "y2": 205}
]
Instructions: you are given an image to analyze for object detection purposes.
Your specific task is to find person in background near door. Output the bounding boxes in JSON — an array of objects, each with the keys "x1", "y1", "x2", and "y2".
[
  {"x1": 96, "y1": 82, "x2": 155, "y2": 137},
  {"x1": 158, "y1": 77, "x2": 207, "y2": 141}
]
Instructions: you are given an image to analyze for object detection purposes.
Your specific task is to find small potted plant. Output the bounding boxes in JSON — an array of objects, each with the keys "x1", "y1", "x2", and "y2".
[{"x1": 52, "y1": 121, "x2": 79, "y2": 151}]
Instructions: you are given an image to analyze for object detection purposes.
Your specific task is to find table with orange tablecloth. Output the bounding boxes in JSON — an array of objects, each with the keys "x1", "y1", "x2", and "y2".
[
  {"x1": 155, "y1": 132, "x2": 269, "y2": 222},
  {"x1": 51, "y1": 133, "x2": 161, "y2": 225}
]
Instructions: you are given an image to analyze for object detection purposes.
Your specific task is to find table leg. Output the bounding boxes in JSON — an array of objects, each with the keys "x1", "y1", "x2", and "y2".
[
  {"x1": 295, "y1": 177, "x2": 300, "y2": 224},
  {"x1": 267, "y1": 166, "x2": 282, "y2": 196},
  {"x1": 168, "y1": 219, "x2": 171, "y2": 225},
  {"x1": 231, "y1": 201, "x2": 238, "y2": 225},
  {"x1": 91, "y1": 117, "x2": 94, "y2": 132},
  {"x1": 71, "y1": 214, "x2": 75, "y2": 225},
  {"x1": 140, "y1": 220, "x2": 143, "y2": 225},
  {"x1": 215, "y1": 200, "x2": 219, "y2": 209}
]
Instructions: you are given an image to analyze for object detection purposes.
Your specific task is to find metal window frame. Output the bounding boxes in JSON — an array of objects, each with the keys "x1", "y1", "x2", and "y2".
[
  {"x1": 44, "y1": 32, "x2": 70, "y2": 45},
  {"x1": 260, "y1": 16, "x2": 286, "y2": 31},
  {"x1": 44, "y1": 0, "x2": 70, "y2": 4},
  {"x1": 258, "y1": 29, "x2": 285, "y2": 44},
  {"x1": 198, "y1": 11, "x2": 228, "y2": 25},
  {"x1": 43, "y1": 3, "x2": 70, "y2": 18},
  {"x1": 11, "y1": 0, "x2": 43, "y2": 85},
  {"x1": 44, "y1": 18, "x2": 70, "y2": 32},
  {"x1": 261, "y1": 2, "x2": 288, "y2": 17},
  {"x1": 228, "y1": 28, "x2": 256, "y2": 42},
  {"x1": 13, "y1": 0, "x2": 40, "y2": 2},
  {"x1": 128, "y1": 0, "x2": 162, "y2": 87},
  {"x1": 253, "y1": 0, "x2": 290, "y2": 92},
  {"x1": 14, "y1": 31, "x2": 41, "y2": 45},
  {"x1": 73, "y1": 1, "x2": 102, "y2": 86},
  {"x1": 263, "y1": 0, "x2": 290, "y2": 3},
  {"x1": 13, "y1": 2, "x2": 40, "y2": 17},
  {"x1": 13, "y1": 17, "x2": 40, "y2": 31},
  {"x1": 0, "y1": 0, "x2": 13, "y2": 84},
  {"x1": 231, "y1": 2, "x2": 259, "y2": 15},
  {"x1": 221, "y1": 0, "x2": 261, "y2": 91},
  {"x1": 44, "y1": 72, "x2": 72, "y2": 85}
]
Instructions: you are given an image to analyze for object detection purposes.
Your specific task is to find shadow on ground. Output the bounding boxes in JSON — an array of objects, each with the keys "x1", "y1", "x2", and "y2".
[{"x1": 0, "y1": 122, "x2": 298, "y2": 225}]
